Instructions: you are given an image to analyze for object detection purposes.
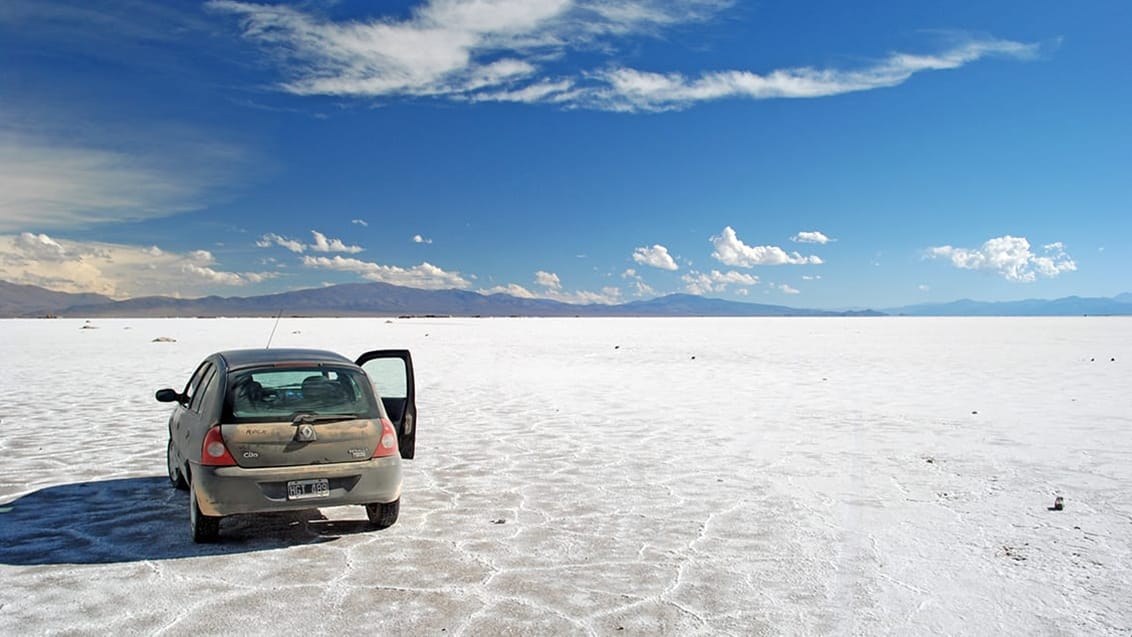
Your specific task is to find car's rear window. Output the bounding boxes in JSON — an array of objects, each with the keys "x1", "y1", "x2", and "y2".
[{"x1": 227, "y1": 366, "x2": 379, "y2": 422}]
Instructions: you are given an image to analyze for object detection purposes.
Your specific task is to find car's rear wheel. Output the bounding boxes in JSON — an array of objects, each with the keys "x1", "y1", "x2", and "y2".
[
  {"x1": 365, "y1": 499, "x2": 400, "y2": 529},
  {"x1": 190, "y1": 479, "x2": 221, "y2": 543},
  {"x1": 167, "y1": 440, "x2": 188, "y2": 490}
]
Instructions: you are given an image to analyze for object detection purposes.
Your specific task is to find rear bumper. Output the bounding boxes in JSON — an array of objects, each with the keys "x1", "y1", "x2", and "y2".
[{"x1": 191, "y1": 457, "x2": 402, "y2": 516}]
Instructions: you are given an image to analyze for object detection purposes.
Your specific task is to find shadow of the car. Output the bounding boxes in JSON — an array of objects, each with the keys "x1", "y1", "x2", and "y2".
[{"x1": 0, "y1": 477, "x2": 377, "y2": 566}]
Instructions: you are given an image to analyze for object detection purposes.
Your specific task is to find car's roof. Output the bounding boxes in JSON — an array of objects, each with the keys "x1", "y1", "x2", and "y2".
[{"x1": 216, "y1": 348, "x2": 354, "y2": 369}]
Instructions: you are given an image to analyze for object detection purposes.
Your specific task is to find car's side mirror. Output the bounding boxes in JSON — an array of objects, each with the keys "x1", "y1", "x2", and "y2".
[{"x1": 155, "y1": 388, "x2": 183, "y2": 403}]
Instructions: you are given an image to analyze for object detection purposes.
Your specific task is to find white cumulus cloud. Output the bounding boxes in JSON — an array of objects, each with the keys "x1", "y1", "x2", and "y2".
[
  {"x1": 681, "y1": 269, "x2": 759, "y2": 295},
  {"x1": 927, "y1": 235, "x2": 1076, "y2": 282},
  {"x1": 482, "y1": 279, "x2": 621, "y2": 304},
  {"x1": 558, "y1": 287, "x2": 622, "y2": 305},
  {"x1": 301, "y1": 255, "x2": 469, "y2": 289},
  {"x1": 479, "y1": 283, "x2": 536, "y2": 298},
  {"x1": 632, "y1": 244, "x2": 678, "y2": 271},
  {"x1": 710, "y1": 227, "x2": 822, "y2": 267},
  {"x1": 257, "y1": 231, "x2": 362, "y2": 254},
  {"x1": 791, "y1": 231, "x2": 832, "y2": 244},
  {"x1": 0, "y1": 233, "x2": 275, "y2": 298},
  {"x1": 13, "y1": 232, "x2": 68, "y2": 260},
  {"x1": 412, "y1": 234, "x2": 433, "y2": 244},
  {"x1": 310, "y1": 230, "x2": 363, "y2": 254},
  {"x1": 257, "y1": 233, "x2": 306, "y2": 253},
  {"x1": 535, "y1": 270, "x2": 562, "y2": 289}
]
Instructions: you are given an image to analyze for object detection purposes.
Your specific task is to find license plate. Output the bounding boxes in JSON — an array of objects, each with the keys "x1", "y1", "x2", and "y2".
[{"x1": 287, "y1": 478, "x2": 330, "y2": 500}]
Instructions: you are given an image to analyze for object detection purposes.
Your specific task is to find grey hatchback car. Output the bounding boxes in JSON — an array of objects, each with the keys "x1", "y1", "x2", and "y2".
[{"x1": 156, "y1": 348, "x2": 416, "y2": 543}]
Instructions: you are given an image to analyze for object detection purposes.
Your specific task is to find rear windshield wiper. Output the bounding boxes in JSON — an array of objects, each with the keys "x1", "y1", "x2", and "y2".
[{"x1": 291, "y1": 412, "x2": 359, "y2": 425}]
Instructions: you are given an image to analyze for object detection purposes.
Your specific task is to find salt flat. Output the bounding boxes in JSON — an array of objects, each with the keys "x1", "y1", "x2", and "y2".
[{"x1": 1, "y1": 317, "x2": 1129, "y2": 635}]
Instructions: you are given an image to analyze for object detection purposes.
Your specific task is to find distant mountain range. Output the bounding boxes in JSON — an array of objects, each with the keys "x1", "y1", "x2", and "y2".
[
  {"x1": 887, "y1": 295, "x2": 1132, "y2": 316},
  {"x1": 1, "y1": 280, "x2": 1130, "y2": 318},
  {"x1": 0, "y1": 280, "x2": 114, "y2": 317}
]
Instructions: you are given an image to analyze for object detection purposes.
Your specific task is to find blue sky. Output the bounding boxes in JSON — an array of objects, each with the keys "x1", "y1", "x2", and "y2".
[{"x1": 1, "y1": 0, "x2": 1128, "y2": 309}]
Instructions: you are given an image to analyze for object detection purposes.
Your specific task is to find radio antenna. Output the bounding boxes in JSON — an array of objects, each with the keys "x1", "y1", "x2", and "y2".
[{"x1": 265, "y1": 309, "x2": 283, "y2": 349}]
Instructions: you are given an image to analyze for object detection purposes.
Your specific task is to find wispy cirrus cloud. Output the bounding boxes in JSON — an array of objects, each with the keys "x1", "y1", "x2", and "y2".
[
  {"x1": 208, "y1": 1, "x2": 1041, "y2": 112},
  {"x1": 927, "y1": 235, "x2": 1076, "y2": 282},
  {"x1": 0, "y1": 127, "x2": 244, "y2": 232},
  {"x1": 777, "y1": 283, "x2": 800, "y2": 294},
  {"x1": 590, "y1": 37, "x2": 1041, "y2": 112},
  {"x1": 711, "y1": 226, "x2": 822, "y2": 267},
  {"x1": 621, "y1": 268, "x2": 655, "y2": 296},
  {"x1": 301, "y1": 255, "x2": 469, "y2": 289},
  {"x1": 0, "y1": 233, "x2": 275, "y2": 297}
]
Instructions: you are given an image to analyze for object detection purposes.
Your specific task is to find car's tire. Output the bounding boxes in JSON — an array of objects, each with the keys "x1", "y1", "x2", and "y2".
[
  {"x1": 167, "y1": 440, "x2": 188, "y2": 490},
  {"x1": 190, "y1": 480, "x2": 221, "y2": 543},
  {"x1": 365, "y1": 499, "x2": 400, "y2": 529}
]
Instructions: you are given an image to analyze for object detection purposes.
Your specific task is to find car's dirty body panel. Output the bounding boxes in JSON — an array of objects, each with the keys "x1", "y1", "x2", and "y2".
[
  {"x1": 222, "y1": 419, "x2": 381, "y2": 468},
  {"x1": 192, "y1": 456, "x2": 402, "y2": 517}
]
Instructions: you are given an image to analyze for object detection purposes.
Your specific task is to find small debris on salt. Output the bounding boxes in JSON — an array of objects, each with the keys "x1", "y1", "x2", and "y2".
[
  {"x1": 971, "y1": 410, "x2": 978, "y2": 415},
  {"x1": 490, "y1": 518, "x2": 506, "y2": 525},
  {"x1": 1050, "y1": 496, "x2": 1064, "y2": 511},
  {"x1": 151, "y1": 336, "x2": 177, "y2": 343}
]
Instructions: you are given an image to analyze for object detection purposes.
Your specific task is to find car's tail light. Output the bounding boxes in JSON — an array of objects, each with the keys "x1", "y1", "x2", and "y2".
[
  {"x1": 371, "y1": 418, "x2": 399, "y2": 458},
  {"x1": 201, "y1": 426, "x2": 237, "y2": 466}
]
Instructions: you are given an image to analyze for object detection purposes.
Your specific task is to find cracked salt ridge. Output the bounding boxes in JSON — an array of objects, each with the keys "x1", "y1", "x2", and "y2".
[{"x1": 1, "y1": 317, "x2": 1130, "y2": 635}]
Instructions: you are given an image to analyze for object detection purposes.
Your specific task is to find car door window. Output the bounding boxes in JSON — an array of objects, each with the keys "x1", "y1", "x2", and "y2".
[
  {"x1": 364, "y1": 357, "x2": 408, "y2": 400},
  {"x1": 188, "y1": 364, "x2": 216, "y2": 413},
  {"x1": 182, "y1": 362, "x2": 211, "y2": 407}
]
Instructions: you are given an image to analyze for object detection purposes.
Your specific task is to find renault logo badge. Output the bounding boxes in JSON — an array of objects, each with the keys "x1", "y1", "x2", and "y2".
[{"x1": 296, "y1": 424, "x2": 317, "y2": 442}]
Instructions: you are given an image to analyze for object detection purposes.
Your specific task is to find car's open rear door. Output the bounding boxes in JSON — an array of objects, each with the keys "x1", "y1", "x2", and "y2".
[{"x1": 356, "y1": 349, "x2": 416, "y2": 459}]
